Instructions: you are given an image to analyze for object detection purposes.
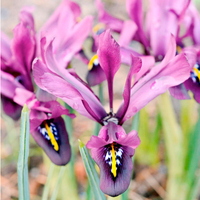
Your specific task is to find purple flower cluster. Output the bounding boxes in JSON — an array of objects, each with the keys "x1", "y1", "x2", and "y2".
[{"x1": 1, "y1": 0, "x2": 200, "y2": 196}]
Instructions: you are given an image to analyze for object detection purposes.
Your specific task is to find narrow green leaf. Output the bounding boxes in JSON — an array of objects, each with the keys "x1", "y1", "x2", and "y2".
[
  {"x1": 17, "y1": 104, "x2": 30, "y2": 200},
  {"x1": 42, "y1": 163, "x2": 55, "y2": 200},
  {"x1": 86, "y1": 183, "x2": 94, "y2": 200},
  {"x1": 131, "y1": 111, "x2": 140, "y2": 131},
  {"x1": 99, "y1": 83, "x2": 104, "y2": 104},
  {"x1": 62, "y1": 102, "x2": 79, "y2": 200},
  {"x1": 50, "y1": 166, "x2": 66, "y2": 200},
  {"x1": 185, "y1": 110, "x2": 200, "y2": 199},
  {"x1": 158, "y1": 93, "x2": 184, "y2": 200},
  {"x1": 79, "y1": 140, "x2": 106, "y2": 200}
]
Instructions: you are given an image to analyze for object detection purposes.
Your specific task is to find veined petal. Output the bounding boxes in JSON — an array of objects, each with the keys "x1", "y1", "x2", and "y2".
[
  {"x1": 86, "y1": 122, "x2": 140, "y2": 196},
  {"x1": 97, "y1": 30, "x2": 121, "y2": 110},
  {"x1": 31, "y1": 116, "x2": 71, "y2": 165},
  {"x1": 184, "y1": 78, "x2": 200, "y2": 103},
  {"x1": 169, "y1": 84, "x2": 191, "y2": 100},
  {"x1": 1, "y1": 96, "x2": 22, "y2": 120}
]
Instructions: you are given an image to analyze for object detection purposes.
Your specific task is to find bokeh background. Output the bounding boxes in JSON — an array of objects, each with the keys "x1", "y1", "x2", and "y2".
[{"x1": 1, "y1": 0, "x2": 200, "y2": 199}]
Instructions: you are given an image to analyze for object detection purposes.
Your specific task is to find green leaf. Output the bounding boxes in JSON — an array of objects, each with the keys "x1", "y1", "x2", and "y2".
[
  {"x1": 185, "y1": 109, "x2": 200, "y2": 199},
  {"x1": 50, "y1": 166, "x2": 66, "y2": 200},
  {"x1": 17, "y1": 104, "x2": 30, "y2": 200},
  {"x1": 79, "y1": 140, "x2": 106, "y2": 200},
  {"x1": 131, "y1": 111, "x2": 140, "y2": 131},
  {"x1": 42, "y1": 163, "x2": 55, "y2": 200}
]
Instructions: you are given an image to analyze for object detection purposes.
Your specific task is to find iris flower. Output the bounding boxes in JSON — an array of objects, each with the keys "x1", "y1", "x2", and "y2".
[
  {"x1": 170, "y1": 47, "x2": 200, "y2": 103},
  {"x1": 37, "y1": 0, "x2": 93, "y2": 69},
  {"x1": 14, "y1": 87, "x2": 75, "y2": 165},
  {"x1": 33, "y1": 29, "x2": 190, "y2": 196},
  {"x1": 95, "y1": 0, "x2": 199, "y2": 60},
  {"x1": 1, "y1": 9, "x2": 36, "y2": 119}
]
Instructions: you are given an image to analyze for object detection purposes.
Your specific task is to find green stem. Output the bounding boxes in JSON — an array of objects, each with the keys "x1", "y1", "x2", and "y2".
[
  {"x1": 51, "y1": 167, "x2": 66, "y2": 200},
  {"x1": 158, "y1": 93, "x2": 184, "y2": 200},
  {"x1": 42, "y1": 163, "x2": 55, "y2": 200},
  {"x1": 61, "y1": 103, "x2": 79, "y2": 200}
]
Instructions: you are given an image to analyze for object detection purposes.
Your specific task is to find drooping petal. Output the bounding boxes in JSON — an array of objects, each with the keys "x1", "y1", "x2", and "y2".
[
  {"x1": 86, "y1": 54, "x2": 106, "y2": 87},
  {"x1": 169, "y1": 84, "x2": 191, "y2": 100},
  {"x1": 184, "y1": 78, "x2": 200, "y2": 103},
  {"x1": 86, "y1": 63, "x2": 106, "y2": 86},
  {"x1": 91, "y1": 145, "x2": 134, "y2": 196},
  {"x1": 44, "y1": 41, "x2": 107, "y2": 120},
  {"x1": 1, "y1": 71, "x2": 25, "y2": 99},
  {"x1": 87, "y1": 122, "x2": 140, "y2": 197},
  {"x1": 97, "y1": 30, "x2": 121, "y2": 110},
  {"x1": 31, "y1": 116, "x2": 71, "y2": 165},
  {"x1": 32, "y1": 59, "x2": 94, "y2": 120},
  {"x1": 33, "y1": 49, "x2": 107, "y2": 121},
  {"x1": 1, "y1": 96, "x2": 22, "y2": 120}
]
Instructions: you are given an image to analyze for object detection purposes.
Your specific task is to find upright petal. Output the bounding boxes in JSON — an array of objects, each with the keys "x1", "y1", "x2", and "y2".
[
  {"x1": 97, "y1": 30, "x2": 121, "y2": 110},
  {"x1": 95, "y1": 0, "x2": 124, "y2": 32},
  {"x1": 55, "y1": 16, "x2": 93, "y2": 68},
  {"x1": 126, "y1": 0, "x2": 149, "y2": 52},
  {"x1": 118, "y1": 20, "x2": 138, "y2": 47},
  {"x1": 117, "y1": 55, "x2": 142, "y2": 124}
]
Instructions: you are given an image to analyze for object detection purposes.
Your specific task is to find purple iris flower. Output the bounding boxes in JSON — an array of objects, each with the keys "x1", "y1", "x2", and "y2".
[
  {"x1": 86, "y1": 121, "x2": 140, "y2": 196},
  {"x1": 1, "y1": 9, "x2": 36, "y2": 119},
  {"x1": 95, "y1": 0, "x2": 199, "y2": 60},
  {"x1": 37, "y1": 0, "x2": 93, "y2": 69},
  {"x1": 170, "y1": 47, "x2": 200, "y2": 103},
  {"x1": 180, "y1": 2, "x2": 200, "y2": 45},
  {"x1": 14, "y1": 87, "x2": 75, "y2": 165},
  {"x1": 32, "y1": 29, "x2": 190, "y2": 196}
]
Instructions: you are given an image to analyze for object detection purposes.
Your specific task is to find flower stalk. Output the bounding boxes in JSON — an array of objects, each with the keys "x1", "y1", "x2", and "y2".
[{"x1": 158, "y1": 92, "x2": 184, "y2": 200}]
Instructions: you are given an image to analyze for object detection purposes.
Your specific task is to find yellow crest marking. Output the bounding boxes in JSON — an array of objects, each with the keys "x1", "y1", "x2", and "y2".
[
  {"x1": 111, "y1": 143, "x2": 117, "y2": 177},
  {"x1": 88, "y1": 54, "x2": 98, "y2": 70},
  {"x1": 176, "y1": 46, "x2": 182, "y2": 54},
  {"x1": 44, "y1": 121, "x2": 59, "y2": 152},
  {"x1": 93, "y1": 23, "x2": 105, "y2": 33},
  {"x1": 193, "y1": 67, "x2": 200, "y2": 80}
]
